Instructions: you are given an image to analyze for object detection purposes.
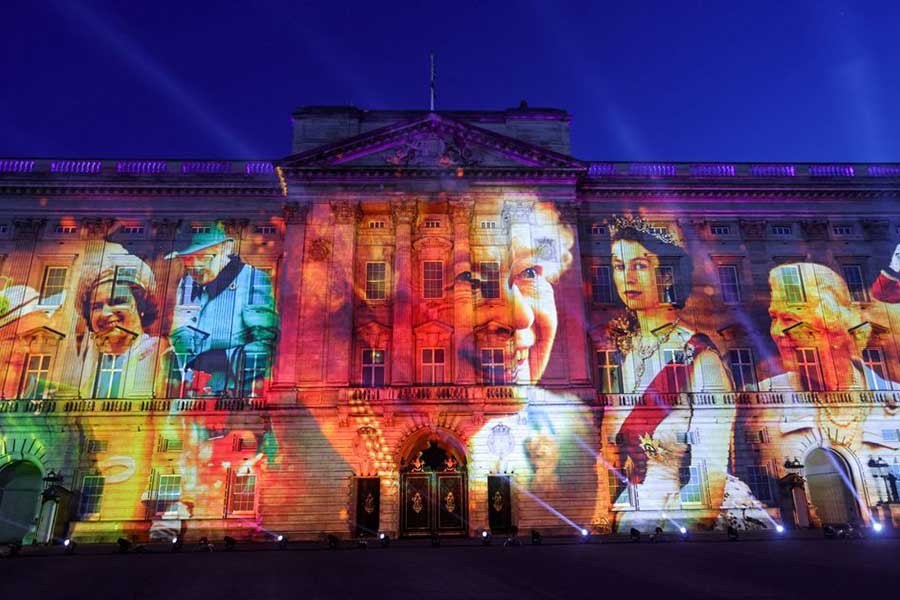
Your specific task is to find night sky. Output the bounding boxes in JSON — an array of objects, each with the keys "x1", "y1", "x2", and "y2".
[{"x1": 3, "y1": 0, "x2": 900, "y2": 162}]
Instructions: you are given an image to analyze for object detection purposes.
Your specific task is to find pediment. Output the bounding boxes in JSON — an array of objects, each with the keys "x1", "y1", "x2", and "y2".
[
  {"x1": 473, "y1": 319, "x2": 514, "y2": 337},
  {"x1": 356, "y1": 320, "x2": 392, "y2": 348},
  {"x1": 280, "y1": 113, "x2": 584, "y2": 171},
  {"x1": 414, "y1": 319, "x2": 454, "y2": 336}
]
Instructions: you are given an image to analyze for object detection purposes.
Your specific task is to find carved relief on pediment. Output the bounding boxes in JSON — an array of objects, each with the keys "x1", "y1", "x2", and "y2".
[{"x1": 384, "y1": 133, "x2": 482, "y2": 168}]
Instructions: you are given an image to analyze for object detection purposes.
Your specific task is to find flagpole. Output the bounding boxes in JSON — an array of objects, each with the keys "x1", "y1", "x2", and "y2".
[{"x1": 429, "y1": 52, "x2": 435, "y2": 111}]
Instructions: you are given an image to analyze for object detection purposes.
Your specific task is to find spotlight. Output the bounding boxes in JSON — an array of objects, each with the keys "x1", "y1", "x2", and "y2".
[
  {"x1": 726, "y1": 526, "x2": 739, "y2": 541},
  {"x1": 378, "y1": 532, "x2": 390, "y2": 548},
  {"x1": 277, "y1": 534, "x2": 288, "y2": 550},
  {"x1": 775, "y1": 525, "x2": 785, "y2": 534},
  {"x1": 679, "y1": 526, "x2": 689, "y2": 540},
  {"x1": 198, "y1": 537, "x2": 214, "y2": 552},
  {"x1": 873, "y1": 522, "x2": 884, "y2": 533},
  {"x1": 327, "y1": 534, "x2": 339, "y2": 550},
  {"x1": 481, "y1": 530, "x2": 492, "y2": 546},
  {"x1": 579, "y1": 528, "x2": 590, "y2": 543},
  {"x1": 530, "y1": 529, "x2": 542, "y2": 545},
  {"x1": 356, "y1": 536, "x2": 368, "y2": 549},
  {"x1": 171, "y1": 537, "x2": 183, "y2": 552},
  {"x1": 224, "y1": 536, "x2": 236, "y2": 551},
  {"x1": 823, "y1": 525, "x2": 837, "y2": 539},
  {"x1": 7, "y1": 542, "x2": 21, "y2": 558},
  {"x1": 679, "y1": 527, "x2": 687, "y2": 535},
  {"x1": 64, "y1": 538, "x2": 76, "y2": 555},
  {"x1": 629, "y1": 528, "x2": 641, "y2": 543},
  {"x1": 117, "y1": 538, "x2": 132, "y2": 553},
  {"x1": 650, "y1": 526, "x2": 663, "y2": 543},
  {"x1": 430, "y1": 533, "x2": 441, "y2": 547}
]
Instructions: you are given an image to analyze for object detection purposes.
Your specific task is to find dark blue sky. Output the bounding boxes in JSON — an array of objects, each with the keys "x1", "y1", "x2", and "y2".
[{"x1": 3, "y1": 0, "x2": 899, "y2": 162}]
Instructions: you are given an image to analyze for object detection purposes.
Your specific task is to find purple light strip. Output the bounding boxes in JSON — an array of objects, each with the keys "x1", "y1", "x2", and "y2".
[
  {"x1": 809, "y1": 165, "x2": 855, "y2": 177},
  {"x1": 0, "y1": 159, "x2": 36, "y2": 173},
  {"x1": 588, "y1": 163, "x2": 616, "y2": 177},
  {"x1": 181, "y1": 161, "x2": 231, "y2": 175},
  {"x1": 867, "y1": 165, "x2": 900, "y2": 177},
  {"x1": 689, "y1": 164, "x2": 736, "y2": 177},
  {"x1": 628, "y1": 163, "x2": 677, "y2": 177},
  {"x1": 749, "y1": 165, "x2": 796, "y2": 177},
  {"x1": 245, "y1": 161, "x2": 275, "y2": 175},
  {"x1": 50, "y1": 160, "x2": 103, "y2": 174},
  {"x1": 117, "y1": 160, "x2": 168, "y2": 175}
]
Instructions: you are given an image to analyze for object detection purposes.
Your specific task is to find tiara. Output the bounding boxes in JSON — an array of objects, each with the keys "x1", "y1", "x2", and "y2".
[{"x1": 609, "y1": 215, "x2": 681, "y2": 247}]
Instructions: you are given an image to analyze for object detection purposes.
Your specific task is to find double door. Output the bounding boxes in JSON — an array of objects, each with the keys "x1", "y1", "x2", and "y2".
[{"x1": 400, "y1": 472, "x2": 466, "y2": 536}]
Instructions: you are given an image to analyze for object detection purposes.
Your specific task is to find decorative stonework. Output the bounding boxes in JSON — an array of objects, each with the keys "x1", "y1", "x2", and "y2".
[
  {"x1": 82, "y1": 218, "x2": 115, "y2": 240},
  {"x1": 222, "y1": 218, "x2": 248, "y2": 239},
  {"x1": 739, "y1": 219, "x2": 767, "y2": 240},
  {"x1": 308, "y1": 238, "x2": 331, "y2": 262},
  {"x1": 391, "y1": 200, "x2": 417, "y2": 225},
  {"x1": 384, "y1": 133, "x2": 481, "y2": 168},
  {"x1": 13, "y1": 218, "x2": 45, "y2": 240},
  {"x1": 283, "y1": 202, "x2": 310, "y2": 225},
  {"x1": 556, "y1": 201, "x2": 581, "y2": 225},
  {"x1": 330, "y1": 200, "x2": 357, "y2": 224},
  {"x1": 861, "y1": 219, "x2": 890, "y2": 240},
  {"x1": 502, "y1": 199, "x2": 534, "y2": 225},
  {"x1": 448, "y1": 198, "x2": 474, "y2": 225},
  {"x1": 800, "y1": 220, "x2": 828, "y2": 241},
  {"x1": 151, "y1": 219, "x2": 180, "y2": 239}
]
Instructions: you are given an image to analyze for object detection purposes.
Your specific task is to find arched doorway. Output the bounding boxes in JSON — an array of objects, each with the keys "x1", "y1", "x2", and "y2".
[
  {"x1": 0, "y1": 461, "x2": 43, "y2": 544},
  {"x1": 804, "y1": 448, "x2": 860, "y2": 525},
  {"x1": 399, "y1": 436, "x2": 467, "y2": 537}
]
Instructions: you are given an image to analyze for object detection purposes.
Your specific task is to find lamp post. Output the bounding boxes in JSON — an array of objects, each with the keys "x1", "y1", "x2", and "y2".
[{"x1": 784, "y1": 457, "x2": 804, "y2": 471}]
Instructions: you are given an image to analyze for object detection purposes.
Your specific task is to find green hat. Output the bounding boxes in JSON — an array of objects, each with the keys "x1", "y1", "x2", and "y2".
[{"x1": 165, "y1": 222, "x2": 233, "y2": 259}]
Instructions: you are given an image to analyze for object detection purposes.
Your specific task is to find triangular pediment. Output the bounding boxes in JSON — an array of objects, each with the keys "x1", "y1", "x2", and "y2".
[{"x1": 280, "y1": 113, "x2": 584, "y2": 171}]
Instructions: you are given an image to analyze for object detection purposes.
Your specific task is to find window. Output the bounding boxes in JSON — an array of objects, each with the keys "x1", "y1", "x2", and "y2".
[
  {"x1": 249, "y1": 267, "x2": 274, "y2": 306},
  {"x1": 832, "y1": 225, "x2": 853, "y2": 236},
  {"x1": 18, "y1": 354, "x2": 51, "y2": 399},
  {"x1": 38, "y1": 266, "x2": 67, "y2": 306},
  {"x1": 229, "y1": 472, "x2": 256, "y2": 513},
  {"x1": 590, "y1": 224, "x2": 607, "y2": 237},
  {"x1": 795, "y1": 348, "x2": 823, "y2": 391},
  {"x1": 597, "y1": 350, "x2": 623, "y2": 394},
  {"x1": 717, "y1": 265, "x2": 741, "y2": 303},
  {"x1": 421, "y1": 348, "x2": 445, "y2": 384},
  {"x1": 423, "y1": 261, "x2": 443, "y2": 299},
  {"x1": 744, "y1": 465, "x2": 772, "y2": 503},
  {"x1": 423, "y1": 219, "x2": 441, "y2": 229},
  {"x1": 365, "y1": 262, "x2": 386, "y2": 300},
  {"x1": 111, "y1": 266, "x2": 137, "y2": 300},
  {"x1": 608, "y1": 468, "x2": 633, "y2": 507},
  {"x1": 255, "y1": 225, "x2": 276, "y2": 234},
  {"x1": 744, "y1": 428, "x2": 769, "y2": 444},
  {"x1": 679, "y1": 466, "x2": 704, "y2": 505},
  {"x1": 55, "y1": 225, "x2": 77, "y2": 235},
  {"x1": 655, "y1": 266, "x2": 676, "y2": 304},
  {"x1": 676, "y1": 431, "x2": 700, "y2": 445},
  {"x1": 710, "y1": 224, "x2": 731, "y2": 236},
  {"x1": 79, "y1": 476, "x2": 105, "y2": 516},
  {"x1": 480, "y1": 220, "x2": 497, "y2": 230},
  {"x1": 772, "y1": 224, "x2": 793, "y2": 236},
  {"x1": 87, "y1": 439, "x2": 108, "y2": 453},
  {"x1": 480, "y1": 348, "x2": 505, "y2": 385},
  {"x1": 368, "y1": 220, "x2": 385, "y2": 229},
  {"x1": 121, "y1": 225, "x2": 145, "y2": 235},
  {"x1": 882, "y1": 429, "x2": 900, "y2": 442},
  {"x1": 191, "y1": 226, "x2": 211, "y2": 234},
  {"x1": 0, "y1": 224, "x2": 9, "y2": 234},
  {"x1": 155, "y1": 475, "x2": 182, "y2": 515},
  {"x1": 240, "y1": 352, "x2": 269, "y2": 397},
  {"x1": 480, "y1": 262, "x2": 500, "y2": 299},
  {"x1": 841, "y1": 265, "x2": 867, "y2": 303},
  {"x1": 160, "y1": 437, "x2": 183, "y2": 452},
  {"x1": 362, "y1": 349, "x2": 385, "y2": 387},
  {"x1": 662, "y1": 349, "x2": 688, "y2": 393},
  {"x1": 728, "y1": 348, "x2": 757, "y2": 391},
  {"x1": 591, "y1": 265, "x2": 613, "y2": 304},
  {"x1": 779, "y1": 265, "x2": 805, "y2": 303},
  {"x1": 862, "y1": 348, "x2": 890, "y2": 391},
  {"x1": 94, "y1": 353, "x2": 126, "y2": 399}
]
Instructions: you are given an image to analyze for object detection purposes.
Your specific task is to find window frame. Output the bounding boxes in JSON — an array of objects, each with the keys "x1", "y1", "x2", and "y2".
[
  {"x1": 93, "y1": 353, "x2": 126, "y2": 399},
  {"x1": 779, "y1": 264, "x2": 806, "y2": 304},
  {"x1": 655, "y1": 265, "x2": 677, "y2": 305},
  {"x1": 38, "y1": 266, "x2": 68, "y2": 306},
  {"x1": 678, "y1": 465, "x2": 706, "y2": 507},
  {"x1": 841, "y1": 264, "x2": 868, "y2": 303},
  {"x1": 422, "y1": 261, "x2": 444, "y2": 300},
  {"x1": 365, "y1": 262, "x2": 387, "y2": 301},
  {"x1": 362, "y1": 349, "x2": 386, "y2": 388},
  {"x1": 227, "y1": 470, "x2": 257, "y2": 515},
  {"x1": 480, "y1": 347, "x2": 506, "y2": 386},
  {"x1": 744, "y1": 465, "x2": 773, "y2": 504},
  {"x1": 18, "y1": 353, "x2": 52, "y2": 400},
  {"x1": 795, "y1": 347, "x2": 824, "y2": 391},
  {"x1": 155, "y1": 474, "x2": 183, "y2": 517},
  {"x1": 79, "y1": 475, "x2": 106, "y2": 518},
  {"x1": 862, "y1": 348, "x2": 890, "y2": 391},
  {"x1": 420, "y1": 348, "x2": 446, "y2": 385},
  {"x1": 717, "y1": 264, "x2": 742, "y2": 304},
  {"x1": 479, "y1": 261, "x2": 501, "y2": 300},
  {"x1": 596, "y1": 349, "x2": 623, "y2": 394},
  {"x1": 590, "y1": 264, "x2": 613, "y2": 304},
  {"x1": 727, "y1": 348, "x2": 757, "y2": 391}
]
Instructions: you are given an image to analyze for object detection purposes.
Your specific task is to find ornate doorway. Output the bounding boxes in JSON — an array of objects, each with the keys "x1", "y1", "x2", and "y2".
[
  {"x1": 400, "y1": 439, "x2": 467, "y2": 537},
  {"x1": 804, "y1": 448, "x2": 860, "y2": 525},
  {"x1": 487, "y1": 475, "x2": 512, "y2": 533},
  {"x1": 354, "y1": 477, "x2": 380, "y2": 537},
  {"x1": 0, "y1": 461, "x2": 42, "y2": 544}
]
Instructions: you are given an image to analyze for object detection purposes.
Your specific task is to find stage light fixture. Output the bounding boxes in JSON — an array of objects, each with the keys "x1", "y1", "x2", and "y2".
[
  {"x1": 224, "y1": 536, "x2": 236, "y2": 551},
  {"x1": 171, "y1": 537, "x2": 183, "y2": 552},
  {"x1": 650, "y1": 526, "x2": 663, "y2": 543},
  {"x1": 726, "y1": 526, "x2": 739, "y2": 541},
  {"x1": 277, "y1": 534, "x2": 288, "y2": 549},
  {"x1": 530, "y1": 530, "x2": 542, "y2": 545},
  {"x1": 481, "y1": 530, "x2": 492, "y2": 546},
  {"x1": 430, "y1": 533, "x2": 441, "y2": 547},
  {"x1": 117, "y1": 538, "x2": 131, "y2": 553},
  {"x1": 327, "y1": 534, "x2": 339, "y2": 550},
  {"x1": 679, "y1": 527, "x2": 687, "y2": 535},
  {"x1": 63, "y1": 538, "x2": 76, "y2": 555},
  {"x1": 629, "y1": 528, "x2": 640, "y2": 542},
  {"x1": 579, "y1": 528, "x2": 590, "y2": 543},
  {"x1": 873, "y1": 522, "x2": 884, "y2": 533},
  {"x1": 356, "y1": 536, "x2": 368, "y2": 549},
  {"x1": 679, "y1": 527, "x2": 689, "y2": 541},
  {"x1": 378, "y1": 532, "x2": 390, "y2": 548},
  {"x1": 775, "y1": 525, "x2": 785, "y2": 534},
  {"x1": 7, "y1": 542, "x2": 21, "y2": 558},
  {"x1": 198, "y1": 537, "x2": 214, "y2": 552}
]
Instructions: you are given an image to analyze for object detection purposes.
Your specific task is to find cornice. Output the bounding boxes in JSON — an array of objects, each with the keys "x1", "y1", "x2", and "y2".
[{"x1": 0, "y1": 184, "x2": 282, "y2": 197}]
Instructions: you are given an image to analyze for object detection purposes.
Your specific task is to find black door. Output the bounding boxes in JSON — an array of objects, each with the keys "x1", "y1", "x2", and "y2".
[
  {"x1": 487, "y1": 475, "x2": 512, "y2": 533},
  {"x1": 354, "y1": 477, "x2": 380, "y2": 537}
]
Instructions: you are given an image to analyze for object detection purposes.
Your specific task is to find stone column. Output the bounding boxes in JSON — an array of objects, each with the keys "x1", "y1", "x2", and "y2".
[
  {"x1": 324, "y1": 200, "x2": 358, "y2": 385},
  {"x1": 449, "y1": 197, "x2": 476, "y2": 384},
  {"x1": 556, "y1": 201, "x2": 591, "y2": 384},
  {"x1": 272, "y1": 202, "x2": 309, "y2": 392},
  {"x1": 390, "y1": 200, "x2": 417, "y2": 386}
]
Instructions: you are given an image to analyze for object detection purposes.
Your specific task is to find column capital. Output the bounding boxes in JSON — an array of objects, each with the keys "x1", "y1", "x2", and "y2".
[
  {"x1": 13, "y1": 218, "x2": 45, "y2": 240},
  {"x1": 330, "y1": 200, "x2": 359, "y2": 225},
  {"x1": 283, "y1": 201, "x2": 310, "y2": 225},
  {"x1": 82, "y1": 218, "x2": 116, "y2": 240},
  {"x1": 222, "y1": 218, "x2": 249, "y2": 239},
  {"x1": 555, "y1": 200, "x2": 582, "y2": 225},
  {"x1": 151, "y1": 218, "x2": 181, "y2": 240},
  {"x1": 448, "y1": 197, "x2": 474, "y2": 225},
  {"x1": 391, "y1": 200, "x2": 418, "y2": 226}
]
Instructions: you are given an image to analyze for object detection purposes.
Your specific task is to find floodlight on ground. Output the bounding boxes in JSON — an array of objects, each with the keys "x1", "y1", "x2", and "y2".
[
  {"x1": 679, "y1": 527, "x2": 689, "y2": 540},
  {"x1": 171, "y1": 537, "x2": 183, "y2": 552},
  {"x1": 823, "y1": 525, "x2": 836, "y2": 539},
  {"x1": 378, "y1": 532, "x2": 390, "y2": 548},
  {"x1": 63, "y1": 538, "x2": 76, "y2": 555},
  {"x1": 775, "y1": 525, "x2": 785, "y2": 534},
  {"x1": 7, "y1": 542, "x2": 22, "y2": 558},
  {"x1": 481, "y1": 530, "x2": 492, "y2": 546},
  {"x1": 198, "y1": 537, "x2": 214, "y2": 552},
  {"x1": 579, "y1": 528, "x2": 590, "y2": 543},
  {"x1": 224, "y1": 536, "x2": 236, "y2": 551},
  {"x1": 117, "y1": 538, "x2": 131, "y2": 553},
  {"x1": 629, "y1": 528, "x2": 640, "y2": 542},
  {"x1": 727, "y1": 526, "x2": 739, "y2": 541},
  {"x1": 430, "y1": 533, "x2": 441, "y2": 547},
  {"x1": 650, "y1": 526, "x2": 663, "y2": 543},
  {"x1": 277, "y1": 534, "x2": 288, "y2": 549},
  {"x1": 531, "y1": 530, "x2": 542, "y2": 545},
  {"x1": 872, "y1": 522, "x2": 884, "y2": 533},
  {"x1": 356, "y1": 536, "x2": 368, "y2": 549},
  {"x1": 327, "y1": 534, "x2": 339, "y2": 550}
]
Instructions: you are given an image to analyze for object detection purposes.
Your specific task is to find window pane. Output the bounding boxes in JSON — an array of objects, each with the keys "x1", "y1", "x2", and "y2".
[
  {"x1": 718, "y1": 265, "x2": 741, "y2": 303},
  {"x1": 679, "y1": 466, "x2": 703, "y2": 504},
  {"x1": 423, "y1": 261, "x2": 443, "y2": 299},
  {"x1": 655, "y1": 266, "x2": 676, "y2": 304},
  {"x1": 744, "y1": 466, "x2": 772, "y2": 503},
  {"x1": 39, "y1": 267, "x2": 67, "y2": 305},
  {"x1": 591, "y1": 265, "x2": 613, "y2": 303},
  {"x1": 597, "y1": 350, "x2": 623, "y2": 394},
  {"x1": 480, "y1": 262, "x2": 500, "y2": 299},
  {"x1": 728, "y1": 348, "x2": 757, "y2": 391},
  {"x1": 366, "y1": 263, "x2": 386, "y2": 300},
  {"x1": 781, "y1": 266, "x2": 805, "y2": 303},
  {"x1": 79, "y1": 476, "x2": 105, "y2": 516},
  {"x1": 841, "y1": 265, "x2": 867, "y2": 303}
]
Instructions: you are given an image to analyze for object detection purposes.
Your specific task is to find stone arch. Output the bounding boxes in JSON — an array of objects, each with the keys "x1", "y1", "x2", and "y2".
[
  {"x1": 0, "y1": 460, "x2": 43, "y2": 544},
  {"x1": 804, "y1": 447, "x2": 862, "y2": 526}
]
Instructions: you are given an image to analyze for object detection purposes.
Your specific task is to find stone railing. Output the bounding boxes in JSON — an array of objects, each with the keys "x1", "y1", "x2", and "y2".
[{"x1": 595, "y1": 389, "x2": 900, "y2": 408}]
